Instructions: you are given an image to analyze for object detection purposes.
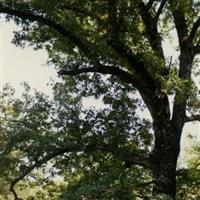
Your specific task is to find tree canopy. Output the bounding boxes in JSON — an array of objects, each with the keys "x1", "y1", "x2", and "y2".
[{"x1": 0, "y1": 0, "x2": 200, "y2": 200}]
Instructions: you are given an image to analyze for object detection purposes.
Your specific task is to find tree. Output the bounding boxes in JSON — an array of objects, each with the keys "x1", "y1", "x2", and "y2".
[{"x1": 0, "y1": 1, "x2": 200, "y2": 199}]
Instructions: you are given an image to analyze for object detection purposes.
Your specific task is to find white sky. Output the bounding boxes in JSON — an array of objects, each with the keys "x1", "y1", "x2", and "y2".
[
  {"x1": 0, "y1": 21, "x2": 57, "y2": 97},
  {"x1": 0, "y1": 21, "x2": 199, "y2": 164}
]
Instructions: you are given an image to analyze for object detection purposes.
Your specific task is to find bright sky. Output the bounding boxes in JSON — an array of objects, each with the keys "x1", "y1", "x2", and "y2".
[
  {"x1": 0, "y1": 21, "x2": 199, "y2": 165},
  {"x1": 0, "y1": 21, "x2": 57, "y2": 97}
]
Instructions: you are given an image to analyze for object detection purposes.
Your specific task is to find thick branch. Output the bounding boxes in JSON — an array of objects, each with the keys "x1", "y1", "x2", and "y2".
[
  {"x1": 189, "y1": 17, "x2": 200, "y2": 41},
  {"x1": 106, "y1": 2, "x2": 156, "y2": 79},
  {"x1": 105, "y1": 0, "x2": 164, "y2": 117},
  {"x1": 185, "y1": 114, "x2": 200, "y2": 122},
  {"x1": 137, "y1": 2, "x2": 164, "y2": 59},
  {"x1": 58, "y1": 65, "x2": 136, "y2": 84},
  {"x1": 169, "y1": 1, "x2": 189, "y2": 47},
  {"x1": 0, "y1": 3, "x2": 94, "y2": 57},
  {"x1": 170, "y1": 1, "x2": 194, "y2": 132}
]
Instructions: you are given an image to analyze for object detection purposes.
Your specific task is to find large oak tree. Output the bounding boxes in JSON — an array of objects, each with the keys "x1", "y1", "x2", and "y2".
[{"x1": 0, "y1": 0, "x2": 200, "y2": 199}]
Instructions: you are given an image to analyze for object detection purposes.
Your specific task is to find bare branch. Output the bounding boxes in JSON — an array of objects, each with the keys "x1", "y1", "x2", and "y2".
[
  {"x1": 169, "y1": 1, "x2": 189, "y2": 45},
  {"x1": 58, "y1": 64, "x2": 137, "y2": 85},
  {"x1": 189, "y1": 17, "x2": 200, "y2": 41},
  {"x1": 185, "y1": 114, "x2": 200, "y2": 122},
  {"x1": 58, "y1": 65, "x2": 120, "y2": 76},
  {"x1": 154, "y1": 0, "x2": 168, "y2": 23}
]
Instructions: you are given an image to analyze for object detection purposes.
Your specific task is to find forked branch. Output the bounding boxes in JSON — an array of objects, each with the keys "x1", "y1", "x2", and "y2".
[{"x1": 137, "y1": 1, "x2": 165, "y2": 59}]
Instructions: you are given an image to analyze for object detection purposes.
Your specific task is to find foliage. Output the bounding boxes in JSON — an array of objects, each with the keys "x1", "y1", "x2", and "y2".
[
  {"x1": 0, "y1": 81, "x2": 153, "y2": 199},
  {"x1": 177, "y1": 137, "x2": 200, "y2": 200},
  {"x1": 0, "y1": 0, "x2": 200, "y2": 199}
]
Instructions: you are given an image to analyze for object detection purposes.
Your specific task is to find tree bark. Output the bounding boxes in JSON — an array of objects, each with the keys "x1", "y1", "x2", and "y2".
[
  {"x1": 147, "y1": 91, "x2": 184, "y2": 199},
  {"x1": 150, "y1": 120, "x2": 182, "y2": 199}
]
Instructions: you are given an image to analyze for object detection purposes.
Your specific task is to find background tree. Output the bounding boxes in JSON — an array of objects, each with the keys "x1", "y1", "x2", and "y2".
[{"x1": 0, "y1": 0, "x2": 200, "y2": 199}]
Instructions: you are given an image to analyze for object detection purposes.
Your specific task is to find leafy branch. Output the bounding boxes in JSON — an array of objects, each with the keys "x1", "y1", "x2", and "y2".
[
  {"x1": 9, "y1": 144, "x2": 149, "y2": 199},
  {"x1": 137, "y1": 1, "x2": 166, "y2": 59},
  {"x1": 0, "y1": 3, "x2": 97, "y2": 58}
]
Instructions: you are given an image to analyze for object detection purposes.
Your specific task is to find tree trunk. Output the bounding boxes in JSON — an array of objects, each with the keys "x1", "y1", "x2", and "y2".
[{"x1": 150, "y1": 120, "x2": 183, "y2": 200}]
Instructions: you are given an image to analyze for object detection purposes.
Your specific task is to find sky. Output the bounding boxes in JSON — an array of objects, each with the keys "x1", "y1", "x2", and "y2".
[
  {"x1": 0, "y1": 21, "x2": 57, "y2": 97},
  {"x1": 0, "y1": 21, "x2": 199, "y2": 164}
]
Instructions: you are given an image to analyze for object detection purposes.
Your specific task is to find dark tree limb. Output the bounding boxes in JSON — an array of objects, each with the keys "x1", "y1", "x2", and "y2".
[
  {"x1": 137, "y1": 2, "x2": 165, "y2": 59},
  {"x1": 57, "y1": 61, "x2": 170, "y2": 122},
  {"x1": 185, "y1": 114, "x2": 200, "y2": 122},
  {"x1": 154, "y1": 0, "x2": 168, "y2": 23},
  {"x1": 169, "y1": 1, "x2": 189, "y2": 47},
  {"x1": 106, "y1": 1, "x2": 156, "y2": 81},
  {"x1": 58, "y1": 65, "x2": 137, "y2": 85},
  {"x1": 189, "y1": 17, "x2": 200, "y2": 41},
  {"x1": 105, "y1": 0, "x2": 166, "y2": 118}
]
